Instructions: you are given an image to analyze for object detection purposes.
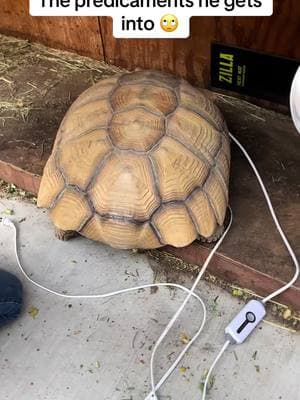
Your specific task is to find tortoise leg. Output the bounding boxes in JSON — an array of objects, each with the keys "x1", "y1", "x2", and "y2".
[
  {"x1": 199, "y1": 225, "x2": 224, "y2": 243},
  {"x1": 55, "y1": 228, "x2": 79, "y2": 241}
]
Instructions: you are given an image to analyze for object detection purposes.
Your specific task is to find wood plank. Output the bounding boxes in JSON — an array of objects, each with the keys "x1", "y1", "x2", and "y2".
[
  {"x1": 0, "y1": 0, "x2": 103, "y2": 59},
  {"x1": 99, "y1": 16, "x2": 211, "y2": 86},
  {"x1": 99, "y1": 0, "x2": 300, "y2": 85},
  {"x1": 0, "y1": 160, "x2": 40, "y2": 196},
  {"x1": 165, "y1": 243, "x2": 300, "y2": 311},
  {"x1": 1, "y1": 1, "x2": 299, "y2": 87}
]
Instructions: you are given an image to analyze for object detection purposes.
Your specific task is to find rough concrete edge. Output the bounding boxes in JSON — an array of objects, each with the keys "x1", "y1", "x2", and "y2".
[
  {"x1": 148, "y1": 249, "x2": 299, "y2": 331},
  {"x1": 163, "y1": 244, "x2": 300, "y2": 313}
]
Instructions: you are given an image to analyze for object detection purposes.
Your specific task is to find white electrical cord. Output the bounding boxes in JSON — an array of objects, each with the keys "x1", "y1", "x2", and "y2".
[
  {"x1": 228, "y1": 132, "x2": 299, "y2": 304},
  {"x1": 197, "y1": 132, "x2": 300, "y2": 400},
  {"x1": 2, "y1": 218, "x2": 209, "y2": 305},
  {"x1": 147, "y1": 210, "x2": 232, "y2": 400},
  {"x1": 201, "y1": 339, "x2": 231, "y2": 400},
  {"x1": 1, "y1": 212, "x2": 231, "y2": 400},
  {"x1": 148, "y1": 131, "x2": 299, "y2": 399},
  {"x1": 1, "y1": 131, "x2": 299, "y2": 400}
]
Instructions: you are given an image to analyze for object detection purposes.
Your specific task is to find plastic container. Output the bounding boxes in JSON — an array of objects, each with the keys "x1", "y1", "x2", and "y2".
[{"x1": 290, "y1": 66, "x2": 300, "y2": 135}]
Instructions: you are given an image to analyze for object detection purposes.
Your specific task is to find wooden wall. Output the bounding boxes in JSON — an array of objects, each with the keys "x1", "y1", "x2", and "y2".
[
  {"x1": 0, "y1": 1, "x2": 103, "y2": 59},
  {"x1": 0, "y1": 0, "x2": 299, "y2": 86}
]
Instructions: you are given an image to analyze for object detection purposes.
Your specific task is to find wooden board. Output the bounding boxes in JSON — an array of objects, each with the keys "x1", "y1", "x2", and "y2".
[
  {"x1": 0, "y1": 0, "x2": 103, "y2": 59},
  {"x1": 99, "y1": 16, "x2": 213, "y2": 86},
  {"x1": 0, "y1": 1, "x2": 299, "y2": 88},
  {"x1": 99, "y1": 1, "x2": 300, "y2": 85}
]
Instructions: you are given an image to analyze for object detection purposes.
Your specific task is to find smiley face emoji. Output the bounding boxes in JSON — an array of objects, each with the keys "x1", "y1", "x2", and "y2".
[{"x1": 160, "y1": 14, "x2": 178, "y2": 33}]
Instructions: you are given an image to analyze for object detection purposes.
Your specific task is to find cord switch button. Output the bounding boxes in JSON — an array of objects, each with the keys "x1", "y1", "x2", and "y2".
[
  {"x1": 225, "y1": 300, "x2": 266, "y2": 344},
  {"x1": 237, "y1": 311, "x2": 256, "y2": 333}
]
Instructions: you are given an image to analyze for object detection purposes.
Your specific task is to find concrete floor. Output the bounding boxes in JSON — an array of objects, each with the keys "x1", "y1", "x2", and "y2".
[{"x1": 0, "y1": 199, "x2": 299, "y2": 400}]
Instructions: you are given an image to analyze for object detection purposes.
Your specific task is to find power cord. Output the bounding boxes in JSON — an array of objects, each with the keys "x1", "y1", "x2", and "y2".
[
  {"x1": 229, "y1": 133, "x2": 299, "y2": 304},
  {"x1": 146, "y1": 210, "x2": 232, "y2": 400},
  {"x1": 197, "y1": 131, "x2": 299, "y2": 400},
  {"x1": 1, "y1": 212, "x2": 232, "y2": 400},
  {"x1": 201, "y1": 339, "x2": 231, "y2": 400},
  {"x1": 1, "y1": 131, "x2": 299, "y2": 400}
]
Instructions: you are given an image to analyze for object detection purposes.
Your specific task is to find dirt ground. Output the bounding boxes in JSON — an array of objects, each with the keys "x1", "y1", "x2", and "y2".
[{"x1": 0, "y1": 34, "x2": 122, "y2": 175}]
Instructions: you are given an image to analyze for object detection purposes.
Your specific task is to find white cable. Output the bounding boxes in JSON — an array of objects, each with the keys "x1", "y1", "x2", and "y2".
[
  {"x1": 2, "y1": 217, "x2": 208, "y2": 304},
  {"x1": 201, "y1": 340, "x2": 231, "y2": 400},
  {"x1": 147, "y1": 210, "x2": 232, "y2": 399},
  {"x1": 2, "y1": 212, "x2": 231, "y2": 400},
  {"x1": 1, "y1": 130, "x2": 298, "y2": 400},
  {"x1": 8, "y1": 224, "x2": 198, "y2": 301},
  {"x1": 148, "y1": 131, "x2": 299, "y2": 399},
  {"x1": 228, "y1": 132, "x2": 299, "y2": 303},
  {"x1": 1, "y1": 216, "x2": 213, "y2": 398}
]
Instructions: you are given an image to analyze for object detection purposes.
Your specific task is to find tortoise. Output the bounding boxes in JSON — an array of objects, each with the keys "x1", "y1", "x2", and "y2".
[{"x1": 37, "y1": 70, "x2": 230, "y2": 249}]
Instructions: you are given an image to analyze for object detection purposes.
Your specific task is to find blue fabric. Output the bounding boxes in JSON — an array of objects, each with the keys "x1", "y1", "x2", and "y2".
[{"x1": 0, "y1": 270, "x2": 22, "y2": 327}]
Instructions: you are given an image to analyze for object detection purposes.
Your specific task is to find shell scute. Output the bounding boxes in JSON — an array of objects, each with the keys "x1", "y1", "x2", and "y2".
[
  {"x1": 59, "y1": 99, "x2": 112, "y2": 143},
  {"x1": 168, "y1": 107, "x2": 222, "y2": 163},
  {"x1": 37, "y1": 156, "x2": 64, "y2": 209},
  {"x1": 50, "y1": 189, "x2": 92, "y2": 232},
  {"x1": 151, "y1": 136, "x2": 209, "y2": 202},
  {"x1": 81, "y1": 215, "x2": 161, "y2": 249},
  {"x1": 119, "y1": 70, "x2": 180, "y2": 90},
  {"x1": 110, "y1": 108, "x2": 164, "y2": 151},
  {"x1": 179, "y1": 81, "x2": 226, "y2": 131},
  {"x1": 186, "y1": 190, "x2": 217, "y2": 238},
  {"x1": 59, "y1": 129, "x2": 112, "y2": 190},
  {"x1": 204, "y1": 172, "x2": 228, "y2": 225},
  {"x1": 152, "y1": 204, "x2": 197, "y2": 247},
  {"x1": 89, "y1": 153, "x2": 160, "y2": 221},
  {"x1": 111, "y1": 84, "x2": 177, "y2": 115}
]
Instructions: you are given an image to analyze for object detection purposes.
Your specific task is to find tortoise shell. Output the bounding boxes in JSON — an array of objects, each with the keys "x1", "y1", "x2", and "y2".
[{"x1": 38, "y1": 70, "x2": 230, "y2": 249}]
